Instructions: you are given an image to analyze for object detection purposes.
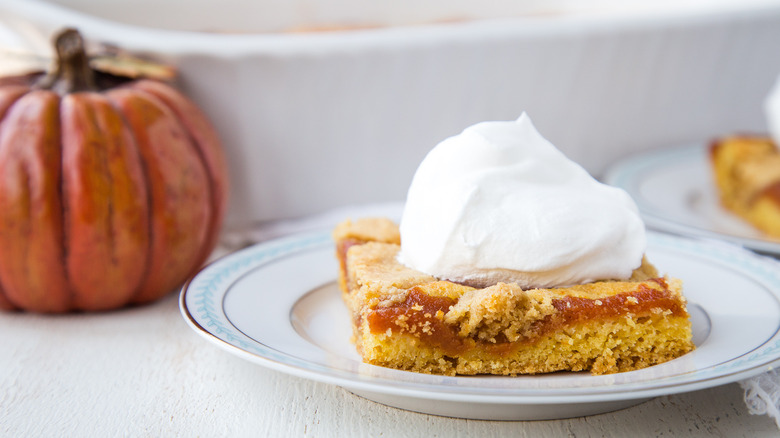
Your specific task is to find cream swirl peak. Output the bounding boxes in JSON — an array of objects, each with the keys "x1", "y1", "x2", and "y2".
[{"x1": 397, "y1": 113, "x2": 646, "y2": 289}]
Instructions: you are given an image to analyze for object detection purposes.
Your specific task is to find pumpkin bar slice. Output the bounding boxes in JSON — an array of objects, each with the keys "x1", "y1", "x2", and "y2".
[
  {"x1": 710, "y1": 136, "x2": 780, "y2": 238},
  {"x1": 334, "y1": 218, "x2": 694, "y2": 376}
]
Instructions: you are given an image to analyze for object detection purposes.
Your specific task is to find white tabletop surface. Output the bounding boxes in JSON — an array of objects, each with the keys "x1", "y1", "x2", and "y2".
[{"x1": 1, "y1": 284, "x2": 779, "y2": 437}]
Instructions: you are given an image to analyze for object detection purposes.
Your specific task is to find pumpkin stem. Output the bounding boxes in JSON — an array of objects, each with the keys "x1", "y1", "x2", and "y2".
[{"x1": 37, "y1": 28, "x2": 97, "y2": 94}]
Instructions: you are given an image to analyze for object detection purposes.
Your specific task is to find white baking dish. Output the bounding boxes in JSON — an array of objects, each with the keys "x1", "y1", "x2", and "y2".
[{"x1": 2, "y1": 0, "x2": 780, "y2": 228}]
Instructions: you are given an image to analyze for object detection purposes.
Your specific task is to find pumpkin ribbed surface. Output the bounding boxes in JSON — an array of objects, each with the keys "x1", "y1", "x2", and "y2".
[{"x1": 0, "y1": 30, "x2": 227, "y2": 312}]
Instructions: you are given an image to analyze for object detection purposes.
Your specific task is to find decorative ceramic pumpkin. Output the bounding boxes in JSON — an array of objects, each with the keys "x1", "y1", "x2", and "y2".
[{"x1": 0, "y1": 29, "x2": 228, "y2": 312}]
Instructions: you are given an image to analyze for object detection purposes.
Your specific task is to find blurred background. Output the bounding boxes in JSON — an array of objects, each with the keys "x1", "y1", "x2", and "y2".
[{"x1": 1, "y1": 0, "x2": 780, "y2": 230}]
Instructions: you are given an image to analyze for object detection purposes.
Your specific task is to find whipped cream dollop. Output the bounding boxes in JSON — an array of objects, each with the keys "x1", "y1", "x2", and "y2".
[
  {"x1": 397, "y1": 113, "x2": 646, "y2": 289},
  {"x1": 766, "y1": 75, "x2": 780, "y2": 146}
]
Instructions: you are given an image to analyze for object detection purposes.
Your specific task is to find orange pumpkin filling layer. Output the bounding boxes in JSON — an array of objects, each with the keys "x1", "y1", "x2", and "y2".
[{"x1": 367, "y1": 280, "x2": 686, "y2": 357}]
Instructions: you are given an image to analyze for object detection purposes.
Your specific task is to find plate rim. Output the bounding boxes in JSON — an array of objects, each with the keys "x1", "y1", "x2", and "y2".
[{"x1": 180, "y1": 228, "x2": 780, "y2": 405}]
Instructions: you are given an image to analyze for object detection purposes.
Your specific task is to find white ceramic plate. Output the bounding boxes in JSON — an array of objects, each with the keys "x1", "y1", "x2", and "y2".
[
  {"x1": 180, "y1": 229, "x2": 780, "y2": 420},
  {"x1": 604, "y1": 144, "x2": 780, "y2": 255}
]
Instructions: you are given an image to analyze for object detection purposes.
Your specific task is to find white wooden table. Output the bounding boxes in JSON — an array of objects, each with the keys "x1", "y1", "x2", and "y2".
[{"x1": 1, "y1": 290, "x2": 778, "y2": 437}]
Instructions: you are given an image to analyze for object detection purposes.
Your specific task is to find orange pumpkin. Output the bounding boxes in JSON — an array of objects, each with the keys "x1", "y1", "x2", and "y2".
[{"x1": 0, "y1": 29, "x2": 228, "y2": 312}]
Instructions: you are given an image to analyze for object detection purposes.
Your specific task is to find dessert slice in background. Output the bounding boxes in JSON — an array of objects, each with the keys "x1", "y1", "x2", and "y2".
[{"x1": 710, "y1": 136, "x2": 780, "y2": 238}]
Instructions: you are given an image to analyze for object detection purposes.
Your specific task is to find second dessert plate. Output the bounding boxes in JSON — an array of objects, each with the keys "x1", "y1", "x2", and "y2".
[
  {"x1": 180, "y1": 228, "x2": 780, "y2": 420},
  {"x1": 604, "y1": 143, "x2": 780, "y2": 255}
]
